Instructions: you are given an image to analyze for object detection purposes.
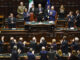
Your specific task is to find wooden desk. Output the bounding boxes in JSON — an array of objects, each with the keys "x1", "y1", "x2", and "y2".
[{"x1": 24, "y1": 21, "x2": 55, "y2": 31}]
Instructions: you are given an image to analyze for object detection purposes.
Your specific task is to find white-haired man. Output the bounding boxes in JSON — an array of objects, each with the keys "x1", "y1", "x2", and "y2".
[
  {"x1": 30, "y1": 37, "x2": 37, "y2": 51},
  {"x1": 71, "y1": 37, "x2": 80, "y2": 51},
  {"x1": 39, "y1": 37, "x2": 47, "y2": 50}
]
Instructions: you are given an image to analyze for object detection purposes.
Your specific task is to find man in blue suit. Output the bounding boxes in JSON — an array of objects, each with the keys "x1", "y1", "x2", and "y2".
[
  {"x1": 67, "y1": 11, "x2": 75, "y2": 28},
  {"x1": 49, "y1": 6, "x2": 56, "y2": 21},
  {"x1": 27, "y1": 48, "x2": 35, "y2": 60},
  {"x1": 8, "y1": 13, "x2": 16, "y2": 28},
  {"x1": 40, "y1": 46, "x2": 48, "y2": 60}
]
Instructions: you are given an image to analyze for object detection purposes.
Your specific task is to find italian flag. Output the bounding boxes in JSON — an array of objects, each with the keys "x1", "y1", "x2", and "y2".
[{"x1": 28, "y1": 0, "x2": 34, "y2": 11}]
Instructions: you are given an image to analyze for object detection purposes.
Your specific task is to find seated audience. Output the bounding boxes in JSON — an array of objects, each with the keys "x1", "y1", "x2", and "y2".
[
  {"x1": 23, "y1": 8, "x2": 30, "y2": 21},
  {"x1": 27, "y1": 48, "x2": 35, "y2": 60},
  {"x1": 8, "y1": 13, "x2": 16, "y2": 28},
  {"x1": 40, "y1": 46, "x2": 48, "y2": 60},
  {"x1": 17, "y1": 2, "x2": 25, "y2": 19}
]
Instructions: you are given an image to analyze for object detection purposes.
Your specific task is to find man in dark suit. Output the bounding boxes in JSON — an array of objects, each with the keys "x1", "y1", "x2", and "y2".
[
  {"x1": 11, "y1": 46, "x2": 19, "y2": 60},
  {"x1": 40, "y1": 46, "x2": 48, "y2": 60},
  {"x1": 44, "y1": 5, "x2": 51, "y2": 20},
  {"x1": 0, "y1": 36, "x2": 4, "y2": 53},
  {"x1": 48, "y1": 46, "x2": 56, "y2": 60},
  {"x1": 39, "y1": 37, "x2": 47, "y2": 50},
  {"x1": 8, "y1": 13, "x2": 16, "y2": 28},
  {"x1": 75, "y1": 10, "x2": 80, "y2": 27},
  {"x1": 30, "y1": 4, "x2": 36, "y2": 13},
  {"x1": 71, "y1": 37, "x2": 80, "y2": 51},
  {"x1": 17, "y1": 37, "x2": 23, "y2": 52},
  {"x1": 36, "y1": 4, "x2": 44, "y2": 22},
  {"x1": 27, "y1": 48, "x2": 35, "y2": 60},
  {"x1": 61, "y1": 36, "x2": 68, "y2": 54},
  {"x1": 10, "y1": 37, "x2": 15, "y2": 51},
  {"x1": 22, "y1": 41, "x2": 27, "y2": 53},
  {"x1": 30, "y1": 37, "x2": 37, "y2": 51},
  {"x1": 67, "y1": 11, "x2": 75, "y2": 28}
]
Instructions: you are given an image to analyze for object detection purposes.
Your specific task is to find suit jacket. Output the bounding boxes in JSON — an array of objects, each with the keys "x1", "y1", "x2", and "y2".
[
  {"x1": 61, "y1": 40, "x2": 68, "y2": 53},
  {"x1": 71, "y1": 42, "x2": 79, "y2": 51},
  {"x1": 44, "y1": 9, "x2": 50, "y2": 16},
  {"x1": 68, "y1": 15, "x2": 75, "y2": 22},
  {"x1": 8, "y1": 17, "x2": 16, "y2": 24},
  {"x1": 36, "y1": 8, "x2": 44, "y2": 15},
  {"x1": 30, "y1": 8, "x2": 36, "y2": 14},
  {"x1": 39, "y1": 40, "x2": 47, "y2": 48},
  {"x1": 49, "y1": 10, "x2": 56, "y2": 21},
  {"x1": 0, "y1": 40, "x2": 4, "y2": 52},
  {"x1": 11, "y1": 49, "x2": 18, "y2": 60},
  {"x1": 51, "y1": 43, "x2": 57, "y2": 50},
  {"x1": 10, "y1": 40, "x2": 17, "y2": 50},
  {"x1": 17, "y1": 41, "x2": 23, "y2": 51},
  {"x1": 75, "y1": 14, "x2": 80, "y2": 22},
  {"x1": 48, "y1": 51, "x2": 56, "y2": 60},
  {"x1": 27, "y1": 52, "x2": 35, "y2": 60},
  {"x1": 40, "y1": 50, "x2": 48, "y2": 60}
]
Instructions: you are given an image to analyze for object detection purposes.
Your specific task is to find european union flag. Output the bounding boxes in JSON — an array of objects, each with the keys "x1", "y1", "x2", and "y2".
[{"x1": 47, "y1": 0, "x2": 50, "y2": 5}]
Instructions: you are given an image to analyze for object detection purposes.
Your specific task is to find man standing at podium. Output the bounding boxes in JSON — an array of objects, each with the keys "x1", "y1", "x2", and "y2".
[
  {"x1": 36, "y1": 4, "x2": 44, "y2": 22},
  {"x1": 49, "y1": 6, "x2": 56, "y2": 21},
  {"x1": 8, "y1": 13, "x2": 16, "y2": 28}
]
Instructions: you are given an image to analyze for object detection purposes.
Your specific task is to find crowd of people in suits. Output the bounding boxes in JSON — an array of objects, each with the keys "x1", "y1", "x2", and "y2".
[{"x1": 0, "y1": 36, "x2": 80, "y2": 60}]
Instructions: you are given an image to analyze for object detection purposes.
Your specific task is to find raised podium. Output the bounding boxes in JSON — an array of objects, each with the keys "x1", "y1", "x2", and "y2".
[{"x1": 24, "y1": 21, "x2": 55, "y2": 31}]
